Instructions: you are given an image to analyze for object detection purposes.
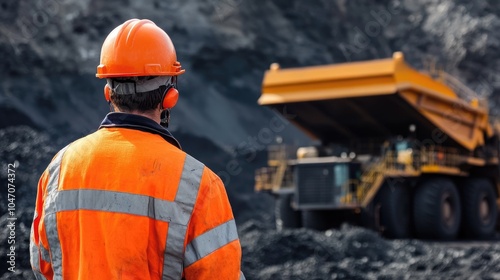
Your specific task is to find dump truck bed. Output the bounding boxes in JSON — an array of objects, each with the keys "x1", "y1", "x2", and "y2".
[{"x1": 260, "y1": 53, "x2": 492, "y2": 151}]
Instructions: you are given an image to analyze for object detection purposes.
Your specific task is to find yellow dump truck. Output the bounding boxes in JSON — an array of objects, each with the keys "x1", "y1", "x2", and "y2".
[{"x1": 255, "y1": 52, "x2": 500, "y2": 240}]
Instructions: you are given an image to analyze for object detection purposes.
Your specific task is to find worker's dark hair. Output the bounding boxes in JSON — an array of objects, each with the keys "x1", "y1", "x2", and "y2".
[{"x1": 109, "y1": 76, "x2": 164, "y2": 112}]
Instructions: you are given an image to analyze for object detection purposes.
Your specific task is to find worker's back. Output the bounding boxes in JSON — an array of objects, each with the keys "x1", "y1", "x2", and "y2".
[
  {"x1": 59, "y1": 126, "x2": 187, "y2": 278},
  {"x1": 31, "y1": 120, "x2": 243, "y2": 279}
]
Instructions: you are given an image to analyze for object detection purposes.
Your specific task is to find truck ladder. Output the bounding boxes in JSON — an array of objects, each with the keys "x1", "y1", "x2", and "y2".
[
  {"x1": 356, "y1": 159, "x2": 386, "y2": 204},
  {"x1": 272, "y1": 160, "x2": 288, "y2": 191}
]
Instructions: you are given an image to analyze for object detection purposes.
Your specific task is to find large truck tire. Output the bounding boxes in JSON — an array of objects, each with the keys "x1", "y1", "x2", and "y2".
[
  {"x1": 379, "y1": 183, "x2": 412, "y2": 239},
  {"x1": 413, "y1": 178, "x2": 461, "y2": 240},
  {"x1": 461, "y1": 178, "x2": 497, "y2": 239},
  {"x1": 275, "y1": 193, "x2": 302, "y2": 230}
]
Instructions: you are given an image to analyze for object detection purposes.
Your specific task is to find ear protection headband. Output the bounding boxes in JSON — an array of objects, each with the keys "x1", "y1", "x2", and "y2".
[{"x1": 104, "y1": 76, "x2": 179, "y2": 109}]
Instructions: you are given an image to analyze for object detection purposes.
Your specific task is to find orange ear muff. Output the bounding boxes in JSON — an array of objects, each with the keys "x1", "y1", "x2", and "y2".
[
  {"x1": 104, "y1": 84, "x2": 111, "y2": 102},
  {"x1": 162, "y1": 87, "x2": 179, "y2": 109}
]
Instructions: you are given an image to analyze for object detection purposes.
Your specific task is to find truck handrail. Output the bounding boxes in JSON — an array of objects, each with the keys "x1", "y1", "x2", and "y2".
[{"x1": 427, "y1": 69, "x2": 487, "y2": 108}]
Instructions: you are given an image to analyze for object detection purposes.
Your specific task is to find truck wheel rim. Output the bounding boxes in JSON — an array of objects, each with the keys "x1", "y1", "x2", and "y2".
[
  {"x1": 480, "y1": 194, "x2": 491, "y2": 224},
  {"x1": 442, "y1": 194, "x2": 455, "y2": 227}
]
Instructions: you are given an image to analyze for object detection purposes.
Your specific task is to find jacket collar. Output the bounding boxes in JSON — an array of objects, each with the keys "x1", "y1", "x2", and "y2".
[{"x1": 99, "y1": 112, "x2": 181, "y2": 149}]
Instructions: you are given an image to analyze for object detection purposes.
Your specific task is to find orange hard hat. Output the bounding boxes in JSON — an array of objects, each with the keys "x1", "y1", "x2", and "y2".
[{"x1": 96, "y1": 19, "x2": 185, "y2": 78}]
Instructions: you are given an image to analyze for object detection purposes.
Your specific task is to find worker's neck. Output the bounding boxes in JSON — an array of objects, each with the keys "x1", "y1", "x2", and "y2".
[{"x1": 113, "y1": 107, "x2": 162, "y2": 125}]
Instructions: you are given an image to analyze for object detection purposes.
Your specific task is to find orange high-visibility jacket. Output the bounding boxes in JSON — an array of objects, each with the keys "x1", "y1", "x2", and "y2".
[{"x1": 30, "y1": 113, "x2": 244, "y2": 280}]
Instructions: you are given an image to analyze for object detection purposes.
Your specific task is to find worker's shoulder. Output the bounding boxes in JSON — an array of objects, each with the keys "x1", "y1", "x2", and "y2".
[
  {"x1": 196, "y1": 161, "x2": 225, "y2": 189},
  {"x1": 45, "y1": 132, "x2": 97, "y2": 162},
  {"x1": 63, "y1": 130, "x2": 105, "y2": 149},
  {"x1": 180, "y1": 152, "x2": 221, "y2": 183}
]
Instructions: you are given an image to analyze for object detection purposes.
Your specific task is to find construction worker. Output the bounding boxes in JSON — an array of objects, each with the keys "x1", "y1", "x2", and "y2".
[{"x1": 29, "y1": 19, "x2": 244, "y2": 280}]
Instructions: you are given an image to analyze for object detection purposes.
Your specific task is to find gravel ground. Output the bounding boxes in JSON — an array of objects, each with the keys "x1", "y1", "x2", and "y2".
[{"x1": 240, "y1": 221, "x2": 500, "y2": 280}]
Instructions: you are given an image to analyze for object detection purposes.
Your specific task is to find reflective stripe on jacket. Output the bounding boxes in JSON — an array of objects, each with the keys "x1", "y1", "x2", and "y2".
[{"x1": 30, "y1": 113, "x2": 244, "y2": 280}]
